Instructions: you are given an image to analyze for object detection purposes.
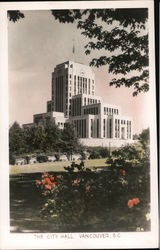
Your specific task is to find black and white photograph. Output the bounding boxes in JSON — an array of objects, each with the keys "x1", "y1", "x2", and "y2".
[{"x1": 0, "y1": 1, "x2": 159, "y2": 249}]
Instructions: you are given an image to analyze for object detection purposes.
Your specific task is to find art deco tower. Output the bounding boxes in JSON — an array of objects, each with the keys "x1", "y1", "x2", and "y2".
[{"x1": 50, "y1": 61, "x2": 95, "y2": 117}]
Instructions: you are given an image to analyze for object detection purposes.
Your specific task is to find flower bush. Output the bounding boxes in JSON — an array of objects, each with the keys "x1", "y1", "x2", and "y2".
[{"x1": 36, "y1": 135, "x2": 150, "y2": 231}]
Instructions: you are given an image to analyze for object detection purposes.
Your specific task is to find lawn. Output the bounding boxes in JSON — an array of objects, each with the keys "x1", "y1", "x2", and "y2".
[{"x1": 10, "y1": 158, "x2": 108, "y2": 175}]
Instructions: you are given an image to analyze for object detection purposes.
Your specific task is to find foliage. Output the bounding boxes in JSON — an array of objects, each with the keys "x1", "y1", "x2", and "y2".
[
  {"x1": 60, "y1": 123, "x2": 82, "y2": 156},
  {"x1": 36, "y1": 162, "x2": 109, "y2": 228},
  {"x1": 9, "y1": 122, "x2": 26, "y2": 155},
  {"x1": 7, "y1": 11, "x2": 25, "y2": 22},
  {"x1": 138, "y1": 127, "x2": 149, "y2": 149},
  {"x1": 9, "y1": 121, "x2": 83, "y2": 164},
  {"x1": 36, "y1": 131, "x2": 150, "y2": 231},
  {"x1": 88, "y1": 147, "x2": 109, "y2": 159},
  {"x1": 51, "y1": 9, "x2": 149, "y2": 96}
]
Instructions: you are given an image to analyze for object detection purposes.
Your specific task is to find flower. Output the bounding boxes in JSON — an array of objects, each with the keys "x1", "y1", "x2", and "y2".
[
  {"x1": 73, "y1": 179, "x2": 80, "y2": 186},
  {"x1": 45, "y1": 184, "x2": 52, "y2": 190},
  {"x1": 128, "y1": 198, "x2": 140, "y2": 208},
  {"x1": 51, "y1": 182, "x2": 57, "y2": 188},
  {"x1": 128, "y1": 199, "x2": 134, "y2": 208},
  {"x1": 42, "y1": 172, "x2": 48, "y2": 178},
  {"x1": 120, "y1": 169, "x2": 126, "y2": 176},
  {"x1": 36, "y1": 180, "x2": 41, "y2": 185},
  {"x1": 45, "y1": 177, "x2": 52, "y2": 185},
  {"x1": 41, "y1": 179, "x2": 46, "y2": 185},
  {"x1": 132, "y1": 198, "x2": 140, "y2": 205},
  {"x1": 85, "y1": 185, "x2": 90, "y2": 193}
]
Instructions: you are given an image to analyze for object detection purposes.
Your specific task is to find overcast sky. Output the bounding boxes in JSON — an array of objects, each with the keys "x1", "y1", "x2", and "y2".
[{"x1": 8, "y1": 10, "x2": 150, "y2": 134}]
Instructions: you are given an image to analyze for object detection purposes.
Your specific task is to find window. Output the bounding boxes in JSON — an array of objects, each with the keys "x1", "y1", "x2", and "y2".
[
  {"x1": 97, "y1": 119, "x2": 99, "y2": 138},
  {"x1": 103, "y1": 119, "x2": 106, "y2": 137},
  {"x1": 91, "y1": 119, "x2": 93, "y2": 137},
  {"x1": 70, "y1": 74, "x2": 72, "y2": 79}
]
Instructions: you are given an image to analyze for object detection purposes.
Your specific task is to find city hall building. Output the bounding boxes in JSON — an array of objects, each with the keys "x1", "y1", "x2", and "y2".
[{"x1": 24, "y1": 61, "x2": 133, "y2": 147}]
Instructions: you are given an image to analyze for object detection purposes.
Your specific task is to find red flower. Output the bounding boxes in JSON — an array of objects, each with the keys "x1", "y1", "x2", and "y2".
[
  {"x1": 45, "y1": 184, "x2": 52, "y2": 190},
  {"x1": 73, "y1": 179, "x2": 80, "y2": 186},
  {"x1": 133, "y1": 198, "x2": 140, "y2": 205},
  {"x1": 128, "y1": 199, "x2": 134, "y2": 208},
  {"x1": 45, "y1": 177, "x2": 52, "y2": 185},
  {"x1": 120, "y1": 169, "x2": 126, "y2": 176}
]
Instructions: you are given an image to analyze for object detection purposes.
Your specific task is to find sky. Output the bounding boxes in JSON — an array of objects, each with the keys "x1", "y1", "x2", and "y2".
[{"x1": 8, "y1": 10, "x2": 150, "y2": 134}]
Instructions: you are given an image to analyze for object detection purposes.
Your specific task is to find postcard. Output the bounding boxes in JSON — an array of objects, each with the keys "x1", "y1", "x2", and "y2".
[{"x1": 0, "y1": 0, "x2": 159, "y2": 249}]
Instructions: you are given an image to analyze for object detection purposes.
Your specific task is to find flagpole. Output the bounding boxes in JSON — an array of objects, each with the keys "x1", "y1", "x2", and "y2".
[{"x1": 72, "y1": 39, "x2": 75, "y2": 62}]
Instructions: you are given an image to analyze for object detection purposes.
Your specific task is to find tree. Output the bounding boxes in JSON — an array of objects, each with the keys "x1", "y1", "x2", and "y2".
[
  {"x1": 61, "y1": 123, "x2": 82, "y2": 157},
  {"x1": 7, "y1": 11, "x2": 25, "y2": 22},
  {"x1": 9, "y1": 122, "x2": 26, "y2": 156},
  {"x1": 51, "y1": 9, "x2": 148, "y2": 96},
  {"x1": 43, "y1": 119, "x2": 61, "y2": 152},
  {"x1": 138, "y1": 128, "x2": 149, "y2": 150}
]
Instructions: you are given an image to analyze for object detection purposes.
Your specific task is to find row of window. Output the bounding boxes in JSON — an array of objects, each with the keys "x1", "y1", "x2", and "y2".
[
  {"x1": 84, "y1": 98, "x2": 100, "y2": 106},
  {"x1": 121, "y1": 120, "x2": 132, "y2": 125},
  {"x1": 83, "y1": 107, "x2": 99, "y2": 115},
  {"x1": 73, "y1": 76, "x2": 94, "y2": 95},
  {"x1": 104, "y1": 107, "x2": 119, "y2": 115}
]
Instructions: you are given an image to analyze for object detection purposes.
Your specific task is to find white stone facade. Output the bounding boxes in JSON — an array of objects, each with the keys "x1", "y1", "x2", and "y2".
[{"x1": 24, "y1": 61, "x2": 133, "y2": 146}]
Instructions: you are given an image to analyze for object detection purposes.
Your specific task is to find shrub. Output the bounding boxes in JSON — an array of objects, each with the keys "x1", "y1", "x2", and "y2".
[{"x1": 36, "y1": 138, "x2": 150, "y2": 231}]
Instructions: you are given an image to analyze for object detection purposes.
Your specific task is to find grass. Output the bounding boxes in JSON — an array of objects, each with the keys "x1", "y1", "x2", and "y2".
[{"x1": 10, "y1": 158, "x2": 108, "y2": 175}]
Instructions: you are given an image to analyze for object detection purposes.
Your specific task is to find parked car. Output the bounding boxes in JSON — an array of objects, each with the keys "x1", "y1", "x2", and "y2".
[
  {"x1": 28, "y1": 157, "x2": 37, "y2": 164},
  {"x1": 36, "y1": 155, "x2": 48, "y2": 163},
  {"x1": 72, "y1": 154, "x2": 81, "y2": 161},
  {"x1": 47, "y1": 155, "x2": 56, "y2": 162},
  {"x1": 15, "y1": 158, "x2": 27, "y2": 165},
  {"x1": 59, "y1": 154, "x2": 68, "y2": 161}
]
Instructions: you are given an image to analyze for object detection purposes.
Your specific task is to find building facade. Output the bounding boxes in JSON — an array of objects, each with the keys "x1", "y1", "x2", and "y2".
[{"x1": 23, "y1": 61, "x2": 133, "y2": 147}]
